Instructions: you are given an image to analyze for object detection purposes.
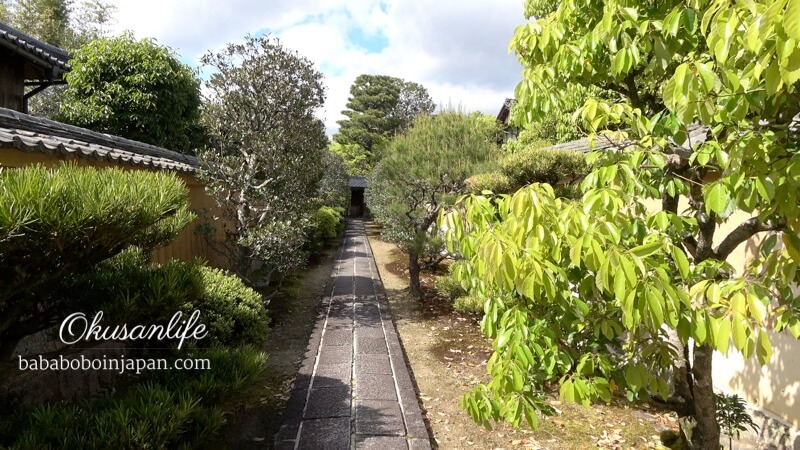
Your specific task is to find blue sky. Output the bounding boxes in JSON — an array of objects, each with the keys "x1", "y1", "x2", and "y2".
[{"x1": 106, "y1": 0, "x2": 525, "y2": 135}]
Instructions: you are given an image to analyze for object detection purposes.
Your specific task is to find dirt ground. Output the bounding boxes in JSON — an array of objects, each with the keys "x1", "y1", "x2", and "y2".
[{"x1": 365, "y1": 222, "x2": 679, "y2": 450}]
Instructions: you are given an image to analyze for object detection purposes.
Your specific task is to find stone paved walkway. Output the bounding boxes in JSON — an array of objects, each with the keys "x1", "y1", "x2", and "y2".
[{"x1": 274, "y1": 220, "x2": 431, "y2": 450}]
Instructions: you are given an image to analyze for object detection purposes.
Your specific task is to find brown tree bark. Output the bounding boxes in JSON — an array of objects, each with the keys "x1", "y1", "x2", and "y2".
[
  {"x1": 691, "y1": 343, "x2": 720, "y2": 448},
  {"x1": 408, "y1": 248, "x2": 422, "y2": 299}
]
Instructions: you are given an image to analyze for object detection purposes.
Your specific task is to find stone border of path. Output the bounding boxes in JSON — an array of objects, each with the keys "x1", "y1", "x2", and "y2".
[{"x1": 274, "y1": 220, "x2": 431, "y2": 450}]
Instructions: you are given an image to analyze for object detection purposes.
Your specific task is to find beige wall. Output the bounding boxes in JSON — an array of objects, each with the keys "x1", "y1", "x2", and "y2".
[
  {"x1": 0, "y1": 147, "x2": 231, "y2": 270},
  {"x1": 641, "y1": 196, "x2": 799, "y2": 427},
  {"x1": 712, "y1": 210, "x2": 799, "y2": 428}
]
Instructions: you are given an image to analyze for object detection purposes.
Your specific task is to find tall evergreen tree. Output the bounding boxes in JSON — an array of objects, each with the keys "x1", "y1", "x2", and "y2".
[
  {"x1": 335, "y1": 74, "x2": 402, "y2": 154},
  {"x1": 333, "y1": 74, "x2": 434, "y2": 172}
]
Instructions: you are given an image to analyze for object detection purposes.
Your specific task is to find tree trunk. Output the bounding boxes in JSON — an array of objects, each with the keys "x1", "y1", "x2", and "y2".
[
  {"x1": 691, "y1": 343, "x2": 720, "y2": 448},
  {"x1": 664, "y1": 328, "x2": 695, "y2": 416},
  {"x1": 408, "y1": 249, "x2": 422, "y2": 298}
]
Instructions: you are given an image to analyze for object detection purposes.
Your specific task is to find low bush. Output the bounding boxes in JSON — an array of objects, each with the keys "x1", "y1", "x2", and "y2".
[
  {"x1": 453, "y1": 296, "x2": 484, "y2": 314},
  {"x1": 465, "y1": 171, "x2": 512, "y2": 194},
  {"x1": 435, "y1": 275, "x2": 467, "y2": 301},
  {"x1": 62, "y1": 247, "x2": 205, "y2": 325},
  {"x1": 305, "y1": 206, "x2": 344, "y2": 251},
  {"x1": 436, "y1": 262, "x2": 483, "y2": 314},
  {"x1": 62, "y1": 248, "x2": 269, "y2": 348},
  {"x1": 189, "y1": 267, "x2": 270, "y2": 347},
  {"x1": 499, "y1": 146, "x2": 587, "y2": 190}
]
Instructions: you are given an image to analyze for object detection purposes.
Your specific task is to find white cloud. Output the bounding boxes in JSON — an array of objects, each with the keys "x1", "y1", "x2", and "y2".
[{"x1": 106, "y1": 0, "x2": 525, "y2": 135}]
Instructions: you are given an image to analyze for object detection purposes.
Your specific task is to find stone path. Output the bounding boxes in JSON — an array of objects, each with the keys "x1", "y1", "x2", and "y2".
[{"x1": 274, "y1": 220, "x2": 431, "y2": 450}]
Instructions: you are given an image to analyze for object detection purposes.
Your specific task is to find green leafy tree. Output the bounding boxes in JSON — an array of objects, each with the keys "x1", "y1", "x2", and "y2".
[
  {"x1": 0, "y1": 164, "x2": 193, "y2": 361},
  {"x1": 368, "y1": 111, "x2": 499, "y2": 297},
  {"x1": 443, "y1": 0, "x2": 800, "y2": 447},
  {"x1": 199, "y1": 35, "x2": 328, "y2": 288},
  {"x1": 316, "y1": 150, "x2": 350, "y2": 210},
  {"x1": 60, "y1": 33, "x2": 203, "y2": 153},
  {"x1": 334, "y1": 74, "x2": 434, "y2": 172},
  {"x1": 3, "y1": 0, "x2": 115, "y2": 50},
  {"x1": 329, "y1": 141, "x2": 372, "y2": 176},
  {"x1": 7, "y1": 0, "x2": 71, "y2": 47}
]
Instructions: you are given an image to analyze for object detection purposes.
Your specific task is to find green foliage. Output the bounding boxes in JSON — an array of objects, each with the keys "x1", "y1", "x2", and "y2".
[
  {"x1": 501, "y1": 128, "x2": 551, "y2": 154},
  {"x1": 716, "y1": 393, "x2": 759, "y2": 446},
  {"x1": 368, "y1": 110, "x2": 500, "y2": 296},
  {"x1": 435, "y1": 262, "x2": 474, "y2": 311},
  {"x1": 453, "y1": 296, "x2": 484, "y2": 315},
  {"x1": 0, "y1": 164, "x2": 193, "y2": 358},
  {"x1": 468, "y1": 138, "x2": 586, "y2": 196},
  {"x1": 317, "y1": 151, "x2": 350, "y2": 209},
  {"x1": 305, "y1": 206, "x2": 345, "y2": 252},
  {"x1": 500, "y1": 147, "x2": 587, "y2": 194},
  {"x1": 435, "y1": 275, "x2": 467, "y2": 302},
  {"x1": 466, "y1": 171, "x2": 513, "y2": 194},
  {"x1": 60, "y1": 248, "x2": 269, "y2": 348},
  {"x1": 189, "y1": 267, "x2": 270, "y2": 347},
  {"x1": 61, "y1": 33, "x2": 204, "y2": 153},
  {"x1": 3, "y1": 0, "x2": 116, "y2": 51},
  {"x1": 445, "y1": 0, "x2": 800, "y2": 443},
  {"x1": 4, "y1": 346, "x2": 266, "y2": 449},
  {"x1": 444, "y1": 185, "x2": 674, "y2": 429},
  {"x1": 62, "y1": 247, "x2": 203, "y2": 322},
  {"x1": 329, "y1": 141, "x2": 372, "y2": 176},
  {"x1": 334, "y1": 74, "x2": 435, "y2": 173},
  {"x1": 199, "y1": 34, "x2": 328, "y2": 287}
]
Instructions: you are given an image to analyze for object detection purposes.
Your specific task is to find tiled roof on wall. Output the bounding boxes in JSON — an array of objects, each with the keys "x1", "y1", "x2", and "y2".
[{"x1": 0, "y1": 107, "x2": 199, "y2": 173}]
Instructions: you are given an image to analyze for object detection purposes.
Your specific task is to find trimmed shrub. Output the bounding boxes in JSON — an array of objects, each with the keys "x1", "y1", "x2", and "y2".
[
  {"x1": 188, "y1": 267, "x2": 270, "y2": 347},
  {"x1": 315, "y1": 206, "x2": 345, "y2": 240},
  {"x1": 499, "y1": 147, "x2": 587, "y2": 190},
  {"x1": 0, "y1": 164, "x2": 194, "y2": 359},
  {"x1": 466, "y1": 171, "x2": 512, "y2": 194},
  {"x1": 436, "y1": 262, "x2": 482, "y2": 314},
  {"x1": 63, "y1": 248, "x2": 269, "y2": 348},
  {"x1": 305, "y1": 206, "x2": 344, "y2": 252},
  {"x1": 62, "y1": 247, "x2": 205, "y2": 325}
]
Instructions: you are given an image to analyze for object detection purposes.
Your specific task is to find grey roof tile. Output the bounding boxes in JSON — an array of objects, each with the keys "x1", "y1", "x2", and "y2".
[
  {"x1": 349, "y1": 175, "x2": 369, "y2": 188},
  {"x1": 543, "y1": 125, "x2": 710, "y2": 153},
  {"x1": 0, "y1": 21, "x2": 71, "y2": 75},
  {"x1": 0, "y1": 107, "x2": 199, "y2": 173}
]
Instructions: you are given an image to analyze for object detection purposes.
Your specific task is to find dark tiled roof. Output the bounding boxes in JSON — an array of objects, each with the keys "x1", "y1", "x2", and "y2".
[
  {"x1": 497, "y1": 98, "x2": 514, "y2": 123},
  {"x1": 0, "y1": 21, "x2": 71, "y2": 76},
  {"x1": 545, "y1": 126, "x2": 710, "y2": 153},
  {"x1": 348, "y1": 175, "x2": 368, "y2": 188},
  {"x1": 0, "y1": 107, "x2": 199, "y2": 173}
]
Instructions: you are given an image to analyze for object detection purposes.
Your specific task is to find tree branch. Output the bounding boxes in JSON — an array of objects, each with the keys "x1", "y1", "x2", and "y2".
[{"x1": 714, "y1": 217, "x2": 786, "y2": 260}]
